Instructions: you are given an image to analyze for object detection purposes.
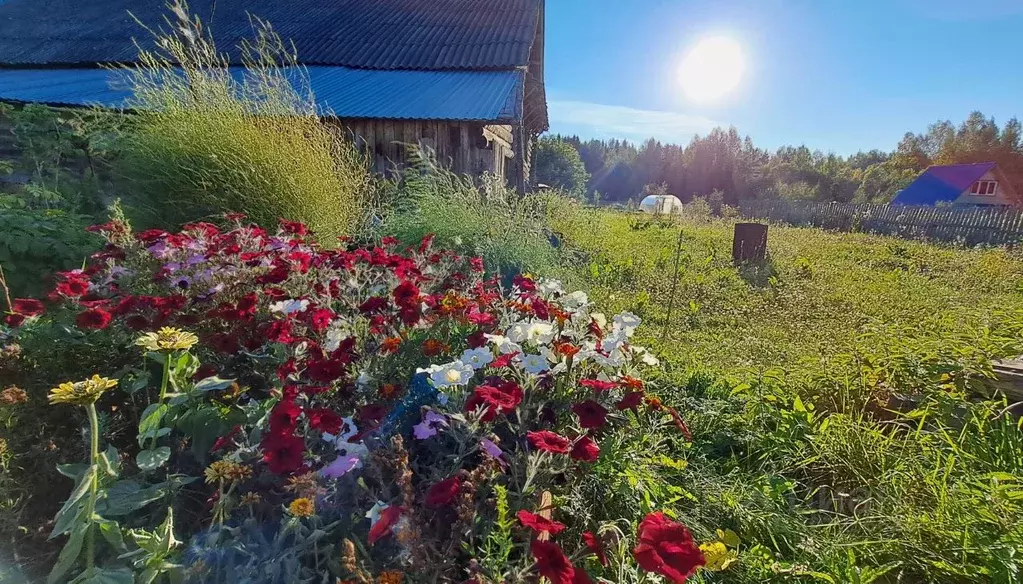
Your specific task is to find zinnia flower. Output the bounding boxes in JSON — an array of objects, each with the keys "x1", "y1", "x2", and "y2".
[
  {"x1": 633, "y1": 512, "x2": 706, "y2": 583},
  {"x1": 516, "y1": 510, "x2": 566, "y2": 535},
  {"x1": 76, "y1": 308, "x2": 113, "y2": 330},
  {"x1": 136, "y1": 327, "x2": 199, "y2": 352},
  {"x1": 49, "y1": 375, "x2": 117, "y2": 405},
  {"x1": 0, "y1": 386, "x2": 28, "y2": 405},
  {"x1": 425, "y1": 476, "x2": 462, "y2": 508},
  {"x1": 528, "y1": 431, "x2": 571, "y2": 454},
  {"x1": 570, "y1": 436, "x2": 600, "y2": 462},
  {"x1": 288, "y1": 497, "x2": 316, "y2": 517}
]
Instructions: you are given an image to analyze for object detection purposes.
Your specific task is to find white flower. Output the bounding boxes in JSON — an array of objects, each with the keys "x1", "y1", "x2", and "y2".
[
  {"x1": 600, "y1": 330, "x2": 628, "y2": 354},
  {"x1": 485, "y1": 334, "x2": 523, "y2": 355},
  {"x1": 561, "y1": 290, "x2": 589, "y2": 309},
  {"x1": 421, "y1": 360, "x2": 475, "y2": 388},
  {"x1": 591, "y1": 312, "x2": 608, "y2": 331},
  {"x1": 590, "y1": 350, "x2": 626, "y2": 368},
  {"x1": 460, "y1": 347, "x2": 494, "y2": 370},
  {"x1": 613, "y1": 312, "x2": 642, "y2": 337},
  {"x1": 357, "y1": 371, "x2": 374, "y2": 389},
  {"x1": 516, "y1": 353, "x2": 551, "y2": 375},
  {"x1": 632, "y1": 346, "x2": 660, "y2": 367},
  {"x1": 366, "y1": 501, "x2": 388, "y2": 525},
  {"x1": 507, "y1": 321, "x2": 556, "y2": 346},
  {"x1": 323, "y1": 322, "x2": 349, "y2": 352},
  {"x1": 269, "y1": 298, "x2": 309, "y2": 315},
  {"x1": 537, "y1": 278, "x2": 565, "y2": 297}
]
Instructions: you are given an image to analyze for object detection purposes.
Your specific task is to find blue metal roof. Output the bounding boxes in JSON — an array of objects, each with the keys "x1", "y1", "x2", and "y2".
[
  {"x1": 892, "y1": 163, "x2": 996, "y2": 206},
  {"x1": 0, "y1": 66, "x2": 524, "y2": 123}
]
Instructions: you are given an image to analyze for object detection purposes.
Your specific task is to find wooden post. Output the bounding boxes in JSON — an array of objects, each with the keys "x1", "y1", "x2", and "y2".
[{"x1": 732, "y1": 222, "x2": 768, "y2": 264}]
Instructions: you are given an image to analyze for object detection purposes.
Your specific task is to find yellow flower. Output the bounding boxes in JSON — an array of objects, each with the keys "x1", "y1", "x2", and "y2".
[
  {"x1": 288, "y1": 497, "x2": 315, "y2": 517},
  {"x1": 700, "y1": 541, "x2": 738, "y2": 572},
  {"x1": 240, "y1": 492, "x2": 262, "y2": 507},
  {"x1": 136, "y1": 327, "x2": 199, "y2": 352},
  {"x1": 204, "y1": 460, "x2": 251, "y2": 484},
  {"x1": 378, "y1": 571, "x2": 403, "y2": 584},
  {"x1": 48, "y1": 375, "x2": 118, "y2": 405}
]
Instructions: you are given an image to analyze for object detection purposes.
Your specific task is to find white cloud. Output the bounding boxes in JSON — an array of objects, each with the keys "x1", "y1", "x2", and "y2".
[{"x1": 548, "y1": 99, "x2": 721, "y2": 143}]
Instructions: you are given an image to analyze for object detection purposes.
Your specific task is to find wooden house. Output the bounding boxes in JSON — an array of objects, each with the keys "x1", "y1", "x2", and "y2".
[
  {"x1": 892, "y1": 162, "x2": 1021, "y2": 207},
  {"x1": 0, "y1": 0, "x2": 549, "y2": 191}
]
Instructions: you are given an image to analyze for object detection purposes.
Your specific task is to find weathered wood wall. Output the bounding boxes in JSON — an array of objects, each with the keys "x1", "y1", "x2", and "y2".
[
  {"x1": 336, "y1": 118, "x2": 516, "y2": 182},
  {"x1": 740, "y1": 199, "x2": 1023, "y2": 246}
]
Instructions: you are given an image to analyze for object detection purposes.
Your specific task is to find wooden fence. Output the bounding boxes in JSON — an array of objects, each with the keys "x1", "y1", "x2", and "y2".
[{"x1": 739, "y1": 200, "x2": 1023, "y2": 246}]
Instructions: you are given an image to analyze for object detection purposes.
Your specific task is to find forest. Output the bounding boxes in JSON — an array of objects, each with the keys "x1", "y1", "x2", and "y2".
[{"x1": 532, "y1": 111, "x2": 1023, "y2": 205}]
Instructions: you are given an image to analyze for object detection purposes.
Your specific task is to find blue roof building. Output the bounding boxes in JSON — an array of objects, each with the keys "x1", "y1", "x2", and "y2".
[
  {"x1": 892, "y1": 162, "x2": 1021, "y2": 207},
  {"x1": 0, "y1": 0, "x2": 549, "y2": 190}
]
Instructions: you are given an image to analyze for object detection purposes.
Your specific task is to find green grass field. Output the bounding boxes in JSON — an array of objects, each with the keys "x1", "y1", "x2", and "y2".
[{"x1": 548, "y1": 206, "x2": 1023, "y2": 582}]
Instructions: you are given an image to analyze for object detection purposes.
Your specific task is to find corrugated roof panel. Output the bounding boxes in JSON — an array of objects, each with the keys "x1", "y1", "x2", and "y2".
[
  {"x1": 0, "y1": 66, "x2": 523, "y2": 123},
  {"x1": 892, "y1": 163, "x2": 997, "y2": 206},
  {"x1": 0, "y1": 0, "x2": 542, "y2": 70}
]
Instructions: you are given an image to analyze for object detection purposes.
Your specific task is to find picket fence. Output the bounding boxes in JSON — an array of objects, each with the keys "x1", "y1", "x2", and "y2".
[{"x1": 739, "y1": 200, "x2": 1023, "y2": 246}]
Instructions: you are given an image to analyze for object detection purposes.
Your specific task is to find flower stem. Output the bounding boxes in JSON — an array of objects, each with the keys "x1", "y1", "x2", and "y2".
[
  {"x1": 158, "y1": 354, "x2": 171, "y2": 404},
  {"x1": 85, "y1": 403, "x2": 100, "y2": 572}
]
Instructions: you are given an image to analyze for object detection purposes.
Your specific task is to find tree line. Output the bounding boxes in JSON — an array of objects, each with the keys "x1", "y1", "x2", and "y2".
[{"x1": 531, "y1": 111, "x2": 1023, "y2": 206}]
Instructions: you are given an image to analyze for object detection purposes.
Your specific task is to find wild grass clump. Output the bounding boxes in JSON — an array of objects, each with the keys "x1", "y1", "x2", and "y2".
[
  {"x1": 115, "y1": 3, "x2": 368, "y2": 241},
  {"x1": 379, "y1": 148, "x2": 572, "y2": 282}
]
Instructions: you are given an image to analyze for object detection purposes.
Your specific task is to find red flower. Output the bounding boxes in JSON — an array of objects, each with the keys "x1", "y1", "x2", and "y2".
[
  {"x1": 4, "y1": 313, "x2": 26, "y2": 327},
  {"x1": 393, "y1": 280, "x2": 420, "y2": 308},
  {"x1": 617, "y1": 390, "x2": 645, "y2": 411},
  {"x1": 572, "y1": 400, "x2": 608, "y2": 430},
  {"x1": 490, "y1": 352, "x2": 518, "y2": 369},
  {"x1": 667, "y1": 407, "x2": 693, "y2": 442},
  {"x1": 425, "y1": 476, "x2": 462, "y2": 508},
  {"x1": 633, "y1": 512, "x2": 705, "y2": 583},
  {"x1": 278, "y1": 219, "x2": 309, "y2": 236},
  {"x1": 261, "y1": 432, "x2": 305, "y2": 475},
  {"x1": 513, "y1": 274, "x2": 537, "y2": 292},
  {"x1": 56, "y1": 277, "x2": 90, "y2": 298},
  {"x1": 380, "y1": 336, "x2": 402, "y2": 354},
  {"x1": 269, "y1": 399, "x2": 302, "y2": 434},
  {"x1": 418, "y1": 233, "x2": 436, "y2": 254},
  {"x1": 570, "y1": 436, "x2": 600, "y2": 462},
  {"x1": 516, "y1": 510, "x2": 566, "y2": 535},
  {"x1": 580, "y1": 378, "x2": 617, "y2": 393},
  {"x1": 470, "y1": 257, "x2": 485, "y2": 272},
  {"x1": 308, "y1": 308, "x2": 334, "y2": 333},
  {"x1": 582, "y1": 531, "x2": 608, "y2": 566},
  {"x1": 76, "y1": 308, "x2": 113, "y2": 330},
  {"x1": 12, "y1": 298, "x2": 44, "y2": 316},
  {"x1": 465, "y1": 381, "x2": 523, "y2": 422},
  {"x1": 125, "y1": 315, "x2": 150, "y2": 331},
  {"x1": 266, "y1": 319, "x2": 295, "y2": 344},
  {"x1": 528, "y1": 431, "x2": 571, "y2": 454},
  {"x1": 422, "y1": 339, "x2": 448, "y2": 357},
  {"x1": 467, "y1": 306, "x2": 496, "y2": 326},
  {"x1": 211, "y1": 426, "x2": 242, "y2": 453},
  {"x1": 368, "y1": 505, "x2": 403, "y2": 544},
  {"x1": 619, "y1": 376, "x2": 645, "y2": 390},
  {"x1": 305, "y1": 358, "x2": 346, "y2": 383},
  {"x1": 359, "y1": 296, "x2": 389, "y2": 314},
  {"x1": 531, "y1": 541, "x2": 576, "y2": 584},
  {"x1": 307, "y1": 408, "x2": 343, "y2": 435}
]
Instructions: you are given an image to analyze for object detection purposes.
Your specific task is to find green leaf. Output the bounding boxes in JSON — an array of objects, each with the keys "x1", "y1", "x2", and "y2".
[
  {"x1": 98, "y1": 446, "x2": 120, "y2": 478},
  {"x1": 137, "y1": 404, "x2": 169, "y2": 447},
  {"x1": 56, "y1": 463, "x2": 89, "y2": 481},
  {"x1": 97, "y1": 518, "x2": 127, "y2": 554},
  {"x1": 71, "y1": 567, "x2": 134, "y2": 584},
  {"x1": 193, "y1": 376, "x2": 236, "y2": 393},
  {"x1": 99, "y1": 480, "x2": 168, "y2": 516},
  {"x1": 48, "y1": 521, "x2": 87, "y2": 584},
  {"x1": 51, "y1": 465, "x2": 96, "y2": 539},
  {"x1": 136, "y1": 446, "x2": 171, "y2": 471}
]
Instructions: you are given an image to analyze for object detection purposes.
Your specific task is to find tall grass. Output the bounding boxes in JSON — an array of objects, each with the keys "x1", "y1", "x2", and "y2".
[
  {"x1": 378, "y1": 148, "x2": 573, "y2": 282},
  {"x1": 114, "y1": 1, "x2": 368, "y2": 241}
]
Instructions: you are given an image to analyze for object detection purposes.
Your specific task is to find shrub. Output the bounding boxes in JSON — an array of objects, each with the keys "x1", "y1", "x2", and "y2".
[
  {"x1": 1, "y1": 216, "x2": 738, "y2": 583},
  {"x1": 114, "y1": 4, "x2": 368, "y2": 241},
  {"x1": 530, "y1": 136, "x2": 590, "y2": 199},
  {"x1": 0, "y1": 208, "x2": 101, "y2": 297}
]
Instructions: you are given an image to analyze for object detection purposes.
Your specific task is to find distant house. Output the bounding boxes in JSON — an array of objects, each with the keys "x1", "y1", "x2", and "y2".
[
  {"x1": 0, "y1": 0, "x2": 548, "y2": 192},
  {"x1": 892, "y1": 162, "x2": 1020, "y2": 207}
]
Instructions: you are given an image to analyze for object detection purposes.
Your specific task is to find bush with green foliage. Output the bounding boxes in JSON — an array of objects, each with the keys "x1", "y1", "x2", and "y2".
[
  {"x1": 531, "y1": 136, "x2": 591, "y2": 199},
  {"x1": 114, "y1": 5, "x2": 368, "y2": 241}
]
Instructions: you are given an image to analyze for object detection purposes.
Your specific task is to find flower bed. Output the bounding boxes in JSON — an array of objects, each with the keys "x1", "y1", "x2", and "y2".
[{"x1": 1, "y1": 216, "x2": 736, "y2": 583}]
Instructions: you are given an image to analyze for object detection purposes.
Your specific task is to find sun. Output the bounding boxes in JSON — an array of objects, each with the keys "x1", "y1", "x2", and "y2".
[{"x1": 678, "y1": 36, "x2": 745, "y2": 104}]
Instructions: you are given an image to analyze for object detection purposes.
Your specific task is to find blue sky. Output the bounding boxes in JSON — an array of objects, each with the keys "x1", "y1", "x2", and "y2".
[{"x1": 543, "y1": 0, "x2": 1023, "y2": 155}]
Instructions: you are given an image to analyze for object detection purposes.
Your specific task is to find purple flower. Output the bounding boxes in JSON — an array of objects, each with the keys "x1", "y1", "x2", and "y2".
[
  {"x1": 148, "y1": 241, "x2": 171, "y2": 259},
  {"x1": 171, "y1": 275, "x2": 192, "y2": 290},
  {"x1": 320, "y1": 454, "x2": 361, "y2": 478},
  {"x1": 186, "y1": 254, "x2": 207, "y2": 266},
  {"x1": 480, "y1": 438, "x2": 507, "y2": 469},
  {"x1": 413, "y1": 410, "x2": 448, "y2": 440}
]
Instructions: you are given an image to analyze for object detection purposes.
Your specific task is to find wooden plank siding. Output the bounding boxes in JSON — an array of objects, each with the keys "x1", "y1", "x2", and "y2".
[
  {"x1": 333, "y1": 118, "x2": 516, "y2": 183},
  {"x1": 739, "y1": 200, "x2": 1023, "y2": 246}
]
